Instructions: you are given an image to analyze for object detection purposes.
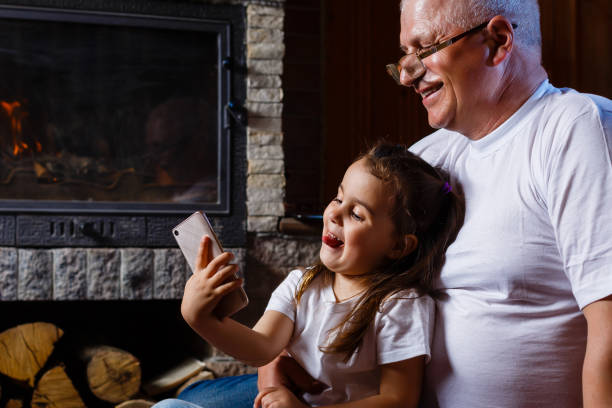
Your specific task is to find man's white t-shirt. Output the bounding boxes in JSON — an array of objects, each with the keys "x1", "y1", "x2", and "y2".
[
  {"x1": 410, "y1": 80, "x2": 612, "y2": 407},
  {"x1": 266, "y1": 269, "x2": 434, "y2": 406}
]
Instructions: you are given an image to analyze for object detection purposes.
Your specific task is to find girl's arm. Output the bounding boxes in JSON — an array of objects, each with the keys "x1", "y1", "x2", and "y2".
[
  {"x1": 255, "y1": 356, "x2": 425, "y2": 408},
  {"x1": 181, "y1": 236, "x2": 294, "y2": 367}
]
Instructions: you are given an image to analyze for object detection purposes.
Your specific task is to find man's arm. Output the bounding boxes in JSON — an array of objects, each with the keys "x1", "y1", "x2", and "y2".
[
  {"x1": 257, "y1": 352, "x2": 326, "y2": 395},
  {"x1": 255, "y1": 357, "x2": 424, "y2": 408},
  {"x1": 582, "y1": 295, "x2": 612, "y2": 407}
]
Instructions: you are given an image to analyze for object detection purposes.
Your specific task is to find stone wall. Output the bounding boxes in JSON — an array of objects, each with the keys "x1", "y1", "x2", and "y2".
[{"x1": 245, "y1": 3, "x2": 286, "y2": 233}]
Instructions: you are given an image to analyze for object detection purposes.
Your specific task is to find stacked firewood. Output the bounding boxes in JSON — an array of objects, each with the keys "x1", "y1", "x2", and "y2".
[{"x1": 0, "y1": 322, "x2": 216, "y2": 408}]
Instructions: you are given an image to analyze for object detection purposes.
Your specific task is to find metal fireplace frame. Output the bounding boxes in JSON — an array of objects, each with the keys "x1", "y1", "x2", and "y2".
[{"x1": 0, "y1": 1, "x2": 247, "y2": 247}]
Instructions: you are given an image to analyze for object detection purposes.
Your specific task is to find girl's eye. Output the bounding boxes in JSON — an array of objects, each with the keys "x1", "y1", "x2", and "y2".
[
  {"x1": 332, "y1": 198, "x2": 342, "y2": 205},
  {"x1": 350, "y1": 210, "x2": 363, "y2": 221}
]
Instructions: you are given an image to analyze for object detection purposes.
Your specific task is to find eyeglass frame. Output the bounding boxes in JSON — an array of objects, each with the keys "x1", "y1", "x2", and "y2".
[{"x1": 386, "y1": 21, "x2": 518, "y2": 85}]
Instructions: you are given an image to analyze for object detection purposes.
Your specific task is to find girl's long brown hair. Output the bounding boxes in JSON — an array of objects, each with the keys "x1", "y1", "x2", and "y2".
[{"x1": 296, "y1": 143, "x2": 465, "y2": 361}]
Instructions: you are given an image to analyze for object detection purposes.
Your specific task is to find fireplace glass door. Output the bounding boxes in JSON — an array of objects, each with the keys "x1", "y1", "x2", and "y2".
[{"x1": 0, "y1": 7, "x2": 231, "y2": 214}]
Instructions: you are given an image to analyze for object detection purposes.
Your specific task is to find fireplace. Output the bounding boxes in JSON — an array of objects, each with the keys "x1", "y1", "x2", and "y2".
[
  {"x1": 0, "y1": 1, "x2": 300, "y2": 404},
  {"x1": 0, "y1": 1, "x2": 247, "y2": 248}
]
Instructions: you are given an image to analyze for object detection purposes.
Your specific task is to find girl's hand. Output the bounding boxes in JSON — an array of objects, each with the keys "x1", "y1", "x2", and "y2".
[
  {"x1": 254, "y1": 385, "x2": 308, "y2": 408},
  {"x1": 181, "y1": 236, "x2": 243, "y2": 327}
]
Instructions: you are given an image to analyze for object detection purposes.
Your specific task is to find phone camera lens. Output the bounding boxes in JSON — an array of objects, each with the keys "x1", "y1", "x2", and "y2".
[{"x1": 174, "y1": 230, "x2": 179, "y2": 236}]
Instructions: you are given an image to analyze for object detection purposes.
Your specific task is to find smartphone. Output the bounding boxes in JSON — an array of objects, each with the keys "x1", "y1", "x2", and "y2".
[{"x1": 172, "y1": 211, "x2": 249, "y2": 318}]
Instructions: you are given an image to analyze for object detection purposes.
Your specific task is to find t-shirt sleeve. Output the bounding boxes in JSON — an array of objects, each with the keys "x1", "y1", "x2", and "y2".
[
  {"x1": 264, "y1": 269, "x2": 303, "y2": 322},
  {"x1": 542, "y1": 95, "x2": 612, "y2": 309},
  {"x1": 375, "y1": 292, "x2": 435, "y2": 365}
]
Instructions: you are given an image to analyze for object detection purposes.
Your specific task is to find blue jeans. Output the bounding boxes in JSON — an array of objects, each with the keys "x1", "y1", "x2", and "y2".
[{"x1": 152, "y1": 374, "x2": 258, "y2": 408}]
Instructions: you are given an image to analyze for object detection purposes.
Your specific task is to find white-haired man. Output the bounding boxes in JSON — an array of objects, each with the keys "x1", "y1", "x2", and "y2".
[
  {"x1": 153, "y1": 1, "x2": 611, "y2": 407},
  {"x1": 389, "y1": 0, "x2": 611, "y2": 406}
]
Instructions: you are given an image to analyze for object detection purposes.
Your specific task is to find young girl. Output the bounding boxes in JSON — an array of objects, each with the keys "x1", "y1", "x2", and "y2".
[{"x1": 164, "y1": 144, "x2": 464, "y2": 408}]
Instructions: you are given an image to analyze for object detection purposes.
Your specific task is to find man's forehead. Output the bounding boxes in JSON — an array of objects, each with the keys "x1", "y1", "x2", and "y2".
[{"x1": 400, "y1": 0, "x2": 453, "y2": 43}]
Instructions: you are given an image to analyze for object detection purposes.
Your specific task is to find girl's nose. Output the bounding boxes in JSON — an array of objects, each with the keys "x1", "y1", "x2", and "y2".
[{"x1": 326, "y1": 205, "x2": 342, "y2": 226}]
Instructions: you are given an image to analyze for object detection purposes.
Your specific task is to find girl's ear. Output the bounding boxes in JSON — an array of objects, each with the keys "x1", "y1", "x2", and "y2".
[{"x1": 389, "y1": 234, "x2": 418, "y2": 259}]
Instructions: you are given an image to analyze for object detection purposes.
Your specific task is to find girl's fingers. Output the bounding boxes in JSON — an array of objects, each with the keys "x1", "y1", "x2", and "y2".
[
  {"x1": 196, "y1": 236, "x2": 212, "y2": 270},
  {"x1": 209, "y1": 263, "x2": 240, "y2": 287},
  {"x1": 202, "y1": 251, "x2": 234, "y2": 278},
  {"x1": 214, "y1": 276, "x2": 244, "y2": 297}
]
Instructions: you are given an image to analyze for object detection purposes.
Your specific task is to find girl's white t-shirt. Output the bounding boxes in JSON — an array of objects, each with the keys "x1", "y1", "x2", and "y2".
[{"x1": 266, "y1": 269, "x2": 434, "y2": 406}]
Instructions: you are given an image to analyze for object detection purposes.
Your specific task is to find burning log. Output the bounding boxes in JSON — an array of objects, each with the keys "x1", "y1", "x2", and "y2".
[
  {"x1": 82, "y1": 346, "x2": 141, "y2": 404},
  {"x1": 0, "y1": 322, "x2": 63, "y2": 387},
  {"x1": 31, "y1": 365, "x2": 86, "y2": 408}
]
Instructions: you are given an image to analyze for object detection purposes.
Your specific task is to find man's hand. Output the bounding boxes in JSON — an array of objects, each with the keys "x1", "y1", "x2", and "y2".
[
  {"x1": 254, "y1": 385, "x2": 309, "y2": 408},
  {"x1": 257, "y1": 353, "x2": 326, "y2": 395}
]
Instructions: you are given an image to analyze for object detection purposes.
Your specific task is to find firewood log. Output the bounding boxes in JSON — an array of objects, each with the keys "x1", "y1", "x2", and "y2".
[
  {"x1": 142, "y1": 357, "x2": 205, "y2": 396},
  {"x1": 31, "y1": 365, "x2": 86, "y2": 408},
  {"x1": 82, "y1": 346, "x2": 141, "y2": 403},
  {"x1": 0, "y1": 322, "x2": 63, "y2": 387},
  {"x1": 115, "y1": 399, "x2": 155, "y2": 408},
  {"x1": 5, "y1": 400, "x2": 24, "y2": 408}
]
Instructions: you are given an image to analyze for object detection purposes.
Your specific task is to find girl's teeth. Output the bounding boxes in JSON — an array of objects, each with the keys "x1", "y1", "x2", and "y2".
[{"x1": 323, "y1": 233, "x2": 343, "y2": 248}]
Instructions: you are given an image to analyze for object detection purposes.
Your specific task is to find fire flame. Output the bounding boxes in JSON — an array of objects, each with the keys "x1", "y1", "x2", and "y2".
[{"x1": 1, "y1": 100, "x2": 36, "y2": 157}]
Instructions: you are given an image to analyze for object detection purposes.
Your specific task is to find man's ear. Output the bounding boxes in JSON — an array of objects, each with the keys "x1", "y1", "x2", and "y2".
[
  {"x1": 486, "y1": 15, "x2": 514, "y2": 66},
  {"x1": 389, "y1": 234, "x2": 418, "y2": 259}
]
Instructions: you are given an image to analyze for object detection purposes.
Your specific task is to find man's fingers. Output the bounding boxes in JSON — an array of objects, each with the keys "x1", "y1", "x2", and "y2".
[{"x1": 253, "y1": 387, "x2": 277, "y2": 408}]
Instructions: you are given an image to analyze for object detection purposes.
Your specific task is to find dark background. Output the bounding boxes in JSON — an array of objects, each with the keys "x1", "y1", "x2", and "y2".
[{"x1": 282, "y1": 0, "x2": 611, "y2": 215}]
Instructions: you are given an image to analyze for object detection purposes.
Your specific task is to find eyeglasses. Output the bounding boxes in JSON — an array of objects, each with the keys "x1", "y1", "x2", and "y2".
[{"x1": 386, "y1": 21, "x2": 517, "y2": 85}]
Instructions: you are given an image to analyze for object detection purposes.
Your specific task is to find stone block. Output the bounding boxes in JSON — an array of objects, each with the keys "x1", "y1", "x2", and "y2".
[
  {"x1": 246, "y1": 101, "x2": 283, "y2": 118},
  {"x1": 18, "y1": 249, "x2": 52, "y2": 300},
  {"x1": 53, "y1": 248, "x2": 87, "y2": 300},
  {"x1": 87, "y1": 249, "x2": 121, "y2": 300},
  {"x1": 247, "y1": 74, "x2": 282, "y2": 89},
  {"x1": 121, "y1": 248, "x2": 154, "y2": 300},
  {"x1": 247, "y1": 187, "x2": 285, "y2": 203},
  {"x1": 153, "y1": 248, "x2": 188, "y2": 299},
  {"x1": 247, "y1": 117, "x2": 282, "y2": 132},
  {"x1": 0, "y1": 216, "x2": 15, "y2": 245},
  {"x1": 247, "y1": 88, "x2": 283, "y2": 103},
  {"x1": 250, "y1": 236, "x2": 320, "y2": 268},
  {"x1": 248, "y1": 216, "x2": 279, "y2": 232},
  {"x1": 248, "y1": 159, "x2": 284, "y2": 174},
  {"x1": 247, "y1": 43, "x2": 285, "y2": 60},
  {"x1": 248, "y1": 174, "x2": 286, "y2": 189},
  {"x1": 248, "y1": 15, "x2": 283, "y2": 29},
  {"x1": 247, "y1": 145, "x2": 284, "y2": 160},
  {"x1": 247, "y1": 28, "x2": 283, "y2": 44},
  {"x1": 247, "y1": 5, "x2": 284, "y2": 17},
  {"x1": 248, "y1": 129, "x2": 283, "y2": 146},
  {"x1": 247, "y1": 201, "x2": 285, "y2": 216},
  {"x1": 0, "y1": 247, "x2": 17, "y2": 300},
  {"x1": 247, "y1": 59, "x2": 283, "y2": 75}
]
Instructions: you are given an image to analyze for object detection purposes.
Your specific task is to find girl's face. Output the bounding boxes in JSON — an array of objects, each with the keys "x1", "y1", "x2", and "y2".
[{"x1": 321, "y1": 159, "x2": 401, "y2": 278}]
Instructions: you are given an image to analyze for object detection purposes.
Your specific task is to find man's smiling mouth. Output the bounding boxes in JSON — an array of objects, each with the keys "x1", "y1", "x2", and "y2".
[{"x1": 419, "y1": 83, "x2": 443, "y2": 98}]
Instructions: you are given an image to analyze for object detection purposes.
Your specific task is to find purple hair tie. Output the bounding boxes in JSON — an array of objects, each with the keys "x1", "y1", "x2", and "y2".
[{"x1": 442, "y1": 182, "x2": 452, "y2": 195}]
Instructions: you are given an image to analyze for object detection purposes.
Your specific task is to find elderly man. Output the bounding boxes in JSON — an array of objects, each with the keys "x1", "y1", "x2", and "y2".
[
  {"x1": 392, "y1": 0, "x2": 612, "y2": 407},
  {"x1": 154, "y1": 1, "x2": 611, "y2": 407}
]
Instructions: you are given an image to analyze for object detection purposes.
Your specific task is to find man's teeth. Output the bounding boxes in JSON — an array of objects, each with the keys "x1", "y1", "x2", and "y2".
[{"x1": 422, "y1": 84, "x2": 442, "y2": 97}]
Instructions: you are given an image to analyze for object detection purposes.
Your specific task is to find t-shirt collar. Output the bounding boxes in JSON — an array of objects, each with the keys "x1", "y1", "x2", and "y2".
[{"x1": 469, "y1": 79, "x2": 552, "y2": 154}]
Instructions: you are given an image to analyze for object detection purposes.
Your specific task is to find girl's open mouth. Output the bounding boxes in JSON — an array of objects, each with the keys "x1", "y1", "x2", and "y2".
[{"x1": 322, "y1": 233, "x2": 344, "y2": 248}]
